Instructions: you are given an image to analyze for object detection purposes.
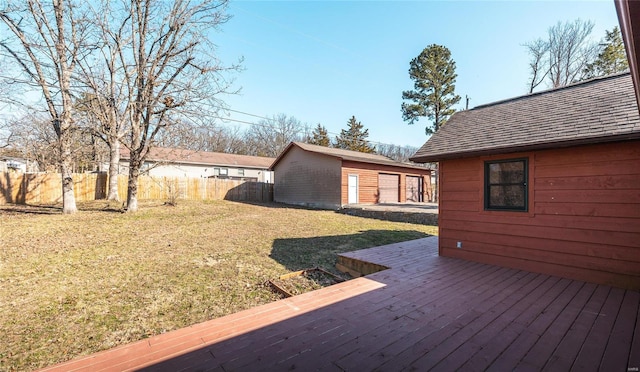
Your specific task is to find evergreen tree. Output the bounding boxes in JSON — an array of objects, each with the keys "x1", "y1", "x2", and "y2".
[
  {"x1": 402, "y1": 44, "x2": 461, "y2": 135},
  {"x1": 583, "y1": 26, "x2": 629, "y2": 79},
  {"x1": 307, "y1": 123, "x2": 331, "y2": 147},
  {"x1": 334, "y1": 116, "x2": 375, "y2": 153}
]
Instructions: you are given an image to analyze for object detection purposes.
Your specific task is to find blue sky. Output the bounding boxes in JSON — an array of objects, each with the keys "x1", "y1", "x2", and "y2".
[{"x1": 214, "y1": 1, "x2": 621, "y2": 148}]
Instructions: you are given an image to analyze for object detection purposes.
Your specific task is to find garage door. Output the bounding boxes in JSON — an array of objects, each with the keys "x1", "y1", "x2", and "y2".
[
  {"x1": 378, "y1": 174, "x2": 399, "y2": 203},
  {"x1": 406, "y1": 176, "x2": 422, "y2": 202}
]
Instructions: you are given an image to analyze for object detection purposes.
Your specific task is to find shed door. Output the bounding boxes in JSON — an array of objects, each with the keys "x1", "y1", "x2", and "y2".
[
  {"x1": 378, "y1": 174, "x2": 399, "y2": 203},
  {"x1": 406, "y1": 176, "x2": 422, "y2": 202},
  {"x1": 348, "y1": 174, "x2": 358, "y2": 204}
]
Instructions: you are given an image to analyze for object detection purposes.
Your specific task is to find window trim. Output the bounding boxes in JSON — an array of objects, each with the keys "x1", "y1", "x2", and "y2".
[{"x1": 484, "y1": 157, "x2": 528, "y2": 212}]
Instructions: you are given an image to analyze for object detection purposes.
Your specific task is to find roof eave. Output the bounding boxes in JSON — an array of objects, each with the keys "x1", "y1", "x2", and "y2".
[
  {"x1": 616, "y1": 0, "x2": 640, "y2": 109},
  {"x1": 410, "y1": 133, "x2": 640, "y2": 162}
]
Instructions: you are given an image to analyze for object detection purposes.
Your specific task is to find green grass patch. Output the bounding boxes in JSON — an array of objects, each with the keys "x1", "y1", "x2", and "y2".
[{"x1": 0, "y1": 200, "x2": 436, "y2": 370}]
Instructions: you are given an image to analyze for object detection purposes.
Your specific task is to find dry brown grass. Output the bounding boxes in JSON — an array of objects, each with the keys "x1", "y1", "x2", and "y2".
[{"x1": 0, "y1": 200, "x2": 436, "y2": 371}]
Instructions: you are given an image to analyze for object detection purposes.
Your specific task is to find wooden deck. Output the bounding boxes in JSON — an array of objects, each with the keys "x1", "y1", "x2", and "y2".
[{"x1": 41, "y1": 236, "x2": 640, "y2": 371}]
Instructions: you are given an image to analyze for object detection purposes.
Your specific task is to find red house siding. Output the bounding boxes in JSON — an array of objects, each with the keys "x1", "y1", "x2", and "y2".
[
  {"x1": 340, "y1": 161, "x2": 431, "y2": 206},
  {"x1": 439, "y1": 140, "x2": 640, "y2": 289}
]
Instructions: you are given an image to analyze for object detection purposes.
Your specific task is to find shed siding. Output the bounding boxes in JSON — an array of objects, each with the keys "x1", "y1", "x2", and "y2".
[
  {"x1": 439, "y1": 140, "x2": 640, "y2": 289},
  {"x1": 340, "y1": 161, "x2": 432, "y2": 206},
  {"x1": 273, "y1": 146, "x2": 342, "y2": 209}
]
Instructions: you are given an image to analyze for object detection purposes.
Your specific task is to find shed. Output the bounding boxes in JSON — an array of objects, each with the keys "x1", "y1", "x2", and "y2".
[
  {"x1": 411, "y1": 72, "x2": 640, "y2": 289},
  {"x1": 270, "y1": 142, "x2": 432, "y2": 209}
]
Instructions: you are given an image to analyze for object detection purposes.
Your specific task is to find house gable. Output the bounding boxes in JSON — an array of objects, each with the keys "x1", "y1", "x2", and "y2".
[{"x1": 272, "y1": 145, "x2": 342, "y2": 209}]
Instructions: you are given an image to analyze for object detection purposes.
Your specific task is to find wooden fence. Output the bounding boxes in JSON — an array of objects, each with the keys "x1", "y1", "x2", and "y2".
[{"x1": 0, "y1": 172, "x2": 273, "y2": 205}]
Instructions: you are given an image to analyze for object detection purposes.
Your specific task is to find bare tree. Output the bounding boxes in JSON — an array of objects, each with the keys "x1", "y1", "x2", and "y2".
[
  {"x1": 73, "y1": 2, "x2": 134, "y2": 201},
  {"x1": 525, "y1": 19, "x2": 598, "y2": 92},
  {"x1": 524, "y1": 39, "x2": 550, "y2": 93},
  {"x1": 0, "y1": 0, "x2": 92, "y2": 213},
  {"x1": 201, "y1": 126, "x2": 247, "y2": 154},
  {"x1": 74, "y1": 90, "x2": 127, "y2": 200},
  {"x1": 157, "y1": 123, "x2": 248, "y2": 154},
  {"x1": 100, "y1": 0, "x2": 239, "y2": 212},
  {"x1": 2, "y1": 112, "x2": 104, "y2": 172},
  {"x1": 375, "y1": 143, "x2": 420, "y2": 163},
  {"x1": 2, "y1": 113, "x2": 59, "y2": 171},
  {"x1": 244, "y1": 113, "x2": 305, "y2": 157}
]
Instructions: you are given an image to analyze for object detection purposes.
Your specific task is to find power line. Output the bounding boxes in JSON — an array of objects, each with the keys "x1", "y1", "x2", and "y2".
[{"x1": 213, "y1": 108, "x2": 419, "y2": 149}]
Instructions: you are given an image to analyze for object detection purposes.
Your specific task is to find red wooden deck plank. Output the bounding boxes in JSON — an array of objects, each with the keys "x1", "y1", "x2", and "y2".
[
  {"x1": 486, "y1": 278, "x2": 583, "y2": 371},
  {"x1": 600, "y1": 289, "x2": 640, "y2": 371},
  {"x1": 415, "y1": 271, "x2": 541, "y2": 371},
  {"x1": 427, "y1": 272, "x2": 542, "y2": 372},
  {"x1": 573, "y1": 287, "x2": 626, "y2": 370},
  {"x1": 543, "y1": 284, "x2": 611, "y2": 371},
  {"x1": 630, "y1": 298, "x2": 640, "y2": 371},
  {"x1": 214, "y1": 283, "x2": 403, "y2": 370},
  {"x1": 373, "y1": 267, "x2": 527, "y2": 370},
  {"x1": 517, "y1": 282, "x2": 596, "y2": 370},
  {"x1": 457, "y1": 275, "x2": 562, "y2": 371}
]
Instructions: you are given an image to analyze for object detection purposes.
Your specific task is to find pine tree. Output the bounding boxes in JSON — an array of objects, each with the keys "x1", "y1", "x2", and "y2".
[
  {"x1": 334, "y1": 116, "x2": 375, "y2": 153},
  {"x1": 402, "y1": 44, "x2": 461, "y2": 135},
  {"x1": 583, "y1": 26, "x2": 629, "y2": 79},
  {"x1": 307, "y1": 123, "x2": 331, "y2": 147}
]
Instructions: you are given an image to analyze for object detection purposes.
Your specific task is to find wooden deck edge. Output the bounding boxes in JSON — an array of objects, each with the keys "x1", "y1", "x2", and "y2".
[{"x1": 336, "y1": 255, "x2": 390, "y2": 277}]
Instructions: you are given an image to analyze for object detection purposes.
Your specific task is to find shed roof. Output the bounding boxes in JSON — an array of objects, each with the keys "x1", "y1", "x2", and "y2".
[
  {"x1": 120, "y1": 147, "x2": 275, "y2": 169},
  {"x1": 410, "y1": 72, "x2": 640, "y2": 162},
  {"x1": 270, "y1": 142, "x2": 430, "y2": 171}
]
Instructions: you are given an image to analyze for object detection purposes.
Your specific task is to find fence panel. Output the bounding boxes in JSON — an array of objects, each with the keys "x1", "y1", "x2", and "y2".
[{"x1": 0, "y1": 172, "x2": 273, "y2": 205}]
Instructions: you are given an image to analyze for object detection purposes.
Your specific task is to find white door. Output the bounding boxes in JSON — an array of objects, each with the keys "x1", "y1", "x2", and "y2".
[{"x1": 348, "y1": 174, "x2": 358, "y2": 204}]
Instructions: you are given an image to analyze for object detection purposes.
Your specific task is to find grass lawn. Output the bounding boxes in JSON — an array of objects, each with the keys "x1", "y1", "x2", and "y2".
[{"x1": 0, "y1": 200, "x2": 437, "y2": 371}]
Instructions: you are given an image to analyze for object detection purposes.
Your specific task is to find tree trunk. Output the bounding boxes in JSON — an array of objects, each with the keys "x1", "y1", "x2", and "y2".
[
  {"x1": 107, "y1": 140, "x2": 120, "y2": 201},
  {"x1": 126, "y1": 153, "x2": 140, "y2": 212},
  {"x1": 59, "y1": 130, "x2": 77, "y2": 214}
]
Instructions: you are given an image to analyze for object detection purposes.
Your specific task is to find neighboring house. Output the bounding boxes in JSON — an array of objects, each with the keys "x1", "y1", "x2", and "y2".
[
  {"x1": 0, "y1": 156, "x2": 38, "y2": 173},
  {"x1": 119, "y1": 147, "x2": 275, "y2": 183},
  {"x1": 270, "y1": 142, "x2": 432, "y2": 209},
  {"x1": 410, "y1": 72, "x2": 640, "y2": 289}
]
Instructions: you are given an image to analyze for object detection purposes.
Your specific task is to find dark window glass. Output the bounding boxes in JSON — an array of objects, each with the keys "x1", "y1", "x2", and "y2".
[{"x1": 484, "y1": 158, "x2": 528, "y2": 211}]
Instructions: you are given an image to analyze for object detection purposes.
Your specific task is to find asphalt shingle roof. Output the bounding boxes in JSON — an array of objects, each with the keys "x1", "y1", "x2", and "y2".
[
  {"x1": 410, "y1": 72, "x2": 640, "y2": 162},
  {"x1": 121, "y1": 147, "x2": 275, "y2": 169},
  {"x1": 270, "y1": 142, "x2": 430, "y2": 171}
]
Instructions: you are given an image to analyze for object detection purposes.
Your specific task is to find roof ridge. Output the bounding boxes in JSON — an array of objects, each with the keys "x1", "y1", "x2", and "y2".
[{"x1": 470, "y1": 71, "x2": 631, "y2": 111}]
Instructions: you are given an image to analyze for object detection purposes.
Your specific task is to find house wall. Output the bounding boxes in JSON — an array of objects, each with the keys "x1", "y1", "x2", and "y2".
[
  {"x1": 438, "y1": 140, "x2": 640, "y2": 289},
  {"x1": 340, "y1": 161, "x2": 432, "y2": 206},
  {"x1": 273, "y1": 146, "x2": 342, "y2": 209},
  {"x1": 119, "y1": 162, "x2": 273, "y2": 182}
]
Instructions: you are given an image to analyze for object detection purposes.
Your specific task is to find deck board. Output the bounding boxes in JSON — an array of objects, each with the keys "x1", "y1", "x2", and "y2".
[{"x1": 39, "y1": 236, "x2": 640, "y2": 372}]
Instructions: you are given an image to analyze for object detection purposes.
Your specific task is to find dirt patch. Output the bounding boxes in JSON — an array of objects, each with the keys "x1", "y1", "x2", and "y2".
[{"x1": 268, "y1": 268, "x2": 345, "y2": 297}]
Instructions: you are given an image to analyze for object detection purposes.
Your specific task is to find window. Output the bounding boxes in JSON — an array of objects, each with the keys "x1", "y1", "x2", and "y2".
[
  {"x1": 213, "y1": 168, "x2": 220, "y2": 176},
  {"x1": 484, "y1": 158, "x2": 528, "y2": 211},
  {"x1": 219, "y1": 168, "x2": 228, "y2": 176},
  {"x1": 238, "y1": 168, "x2": 245, "y2": 176}
]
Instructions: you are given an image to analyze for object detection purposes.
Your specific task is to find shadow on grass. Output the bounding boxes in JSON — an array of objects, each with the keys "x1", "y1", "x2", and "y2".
[
  {"x1": 226, "y1": 199, "x2": 327, "y2": 211},
  {"x1": 0, "y1": 201, "x2": 138, "y2": 215},
  {"x1": 0, "y1": 203, "x2": 62, "y2": 215},
  {"x1": 269, "y1": 229, "x2": 431, "y2": 275}
]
